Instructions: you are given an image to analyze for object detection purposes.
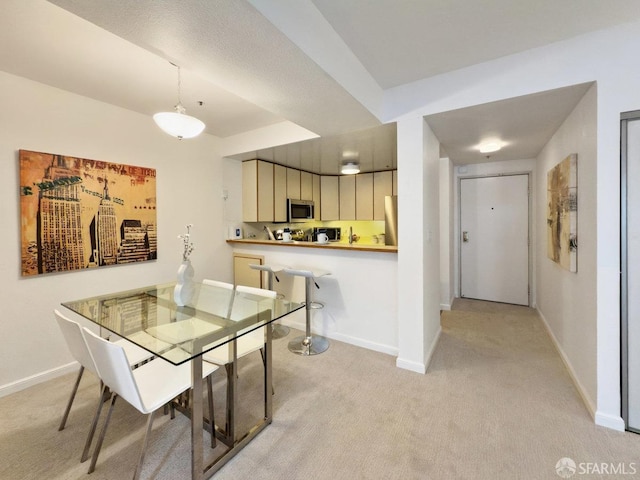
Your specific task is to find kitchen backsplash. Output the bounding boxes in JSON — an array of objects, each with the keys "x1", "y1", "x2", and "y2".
[{"x1": 243, "y1": 220, "x2": 386, "y2": 245}]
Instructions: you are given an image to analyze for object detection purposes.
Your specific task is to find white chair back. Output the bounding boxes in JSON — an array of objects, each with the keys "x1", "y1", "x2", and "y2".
[
  {"x1": 83, "y1": 327, "x2": 145, "y2": 413},
  {"x1": 198, "y1": 279, "x2": 234, "y2": 318},
  {"x1": 236, "y1": 285, "x2": 277, "y2": 299},
  {"x1": 54, "y1": 309, "x2": 98, "y2": 376}
]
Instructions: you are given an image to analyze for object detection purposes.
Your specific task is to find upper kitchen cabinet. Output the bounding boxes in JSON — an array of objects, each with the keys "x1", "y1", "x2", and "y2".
[
  {"x1": 321, "y1": 176, "x2": 339, "y2": 220},
  {"x1": 312, "y1": 174, "x2": 321, "y2": 220},
  {"x1": 339, "y1": 175, "x2": 356, "y2": 220},
  {"x1": 242, "y1": 160, "x2": 274, "y2": 222},
  {"x1": 374, "y1": 171, "x2": 394, "y2": 220},
  {"x1": 356, "y1": 173, "x2": 374, "y2": 220},
  {"x1": 286, "y1": 168, "x2": 301, "y2": 200},
  {"x1": 300, "y1": 171, "x2": 313, "y2": 201},
  {"x1": 274, "y1": 164, "x2": 287, "y2": 222}
]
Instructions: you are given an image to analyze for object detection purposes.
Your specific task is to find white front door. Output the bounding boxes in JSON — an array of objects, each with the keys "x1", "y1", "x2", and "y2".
[{"x1": 460, "y1": 174, "x2": 529, "y2": 305}]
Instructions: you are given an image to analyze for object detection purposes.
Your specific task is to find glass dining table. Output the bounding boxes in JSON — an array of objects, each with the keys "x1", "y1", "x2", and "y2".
[{"x1": 62, "y1": 281, "x2": 303, "y2": 480}]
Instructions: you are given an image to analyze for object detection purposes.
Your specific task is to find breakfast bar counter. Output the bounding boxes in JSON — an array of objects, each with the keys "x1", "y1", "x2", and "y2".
[{"x1": 226, "y1": 238, "x2": 397, "y2": 253}]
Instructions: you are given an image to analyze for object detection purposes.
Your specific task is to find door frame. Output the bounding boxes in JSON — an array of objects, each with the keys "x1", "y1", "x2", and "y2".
[
  {"x1": 621, "y1": 109, "x2": 640, "y2": 432},
  {"x1": 457, "y1": 172, "x2": 532, "y2": 306}
]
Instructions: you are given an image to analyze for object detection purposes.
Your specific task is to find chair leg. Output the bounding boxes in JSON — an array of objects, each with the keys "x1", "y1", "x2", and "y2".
[
  {"x1": 88, "y1": 394, "x2": 118, "y2": 474},
  {"x1": 133, "y1": 410, "x2": 156, "y2": 480},
  {"x1": 206, "y1": 376, "x2": 216, "y2": 448},
  {"x1": 81, "y1": 384, "x2": 110, "y2": 463},
  {"x1": 59, "y1": 366, "x2": 84, "y2": 431}
]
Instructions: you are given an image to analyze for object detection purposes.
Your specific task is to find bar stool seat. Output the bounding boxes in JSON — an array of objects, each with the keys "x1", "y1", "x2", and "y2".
[
  {"x1": 282, "y1": 268, "x2": 331, "y2": 355},
  {"x1": 249, "y1": 264, "x2": 290, "y2": 339}
]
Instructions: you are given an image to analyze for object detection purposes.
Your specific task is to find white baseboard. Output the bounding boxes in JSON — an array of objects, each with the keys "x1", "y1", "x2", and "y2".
[
  {"x1": 425, "y1": 326, "x2": 442, "y2": 369},
  {"x1": 440, "y1": 302, "x2": 452, "y2": 311},
  {"x1": 0, "y1": 361, "x2": 77, "y2": 398},
  {"x1": 536, "y1": 308, "x2": 597, "y2": 419},
  {"x1": 396, "y1": 357, "x2": 426, "y2": 374},
  {"x1": 595, "y1": 410, "x2": 625, "y2": 431},
  {"x1": 280, "y1": 318, "x2": 398, "y2": 357}
]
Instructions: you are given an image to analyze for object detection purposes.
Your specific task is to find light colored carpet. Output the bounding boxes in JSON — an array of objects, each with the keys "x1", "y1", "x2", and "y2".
[{"x1": 2, "y1": 299, "x2": 639, "y2": 479}]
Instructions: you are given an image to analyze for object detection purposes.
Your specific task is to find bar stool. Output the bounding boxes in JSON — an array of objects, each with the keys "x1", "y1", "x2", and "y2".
[
  {"x1": 283, "y1": 268, "x2": 330, "y2": 355},
  {"x1": 249, "y1": 264, "x2": 290, "y2": 339}
]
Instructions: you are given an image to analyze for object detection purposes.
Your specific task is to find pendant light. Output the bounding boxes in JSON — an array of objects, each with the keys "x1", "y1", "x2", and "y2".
[{"x1": 153, "y1": 64, "x2": 205, "y2": 139}]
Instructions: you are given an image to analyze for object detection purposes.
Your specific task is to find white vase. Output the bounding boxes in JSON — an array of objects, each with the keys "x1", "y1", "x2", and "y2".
[{"x1": 174, "y1": 259, "x2": 195, "y2": 306}]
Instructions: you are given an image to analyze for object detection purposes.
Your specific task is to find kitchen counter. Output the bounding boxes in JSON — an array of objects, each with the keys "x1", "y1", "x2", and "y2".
[{"x1": 227, "y1": 238, "x2": 397, "y2": 253}]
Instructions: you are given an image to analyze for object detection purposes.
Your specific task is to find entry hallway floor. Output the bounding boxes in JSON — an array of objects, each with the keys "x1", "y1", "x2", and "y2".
[{"x1": 1, "y1": 299, "x2": 639, "y2": 479}]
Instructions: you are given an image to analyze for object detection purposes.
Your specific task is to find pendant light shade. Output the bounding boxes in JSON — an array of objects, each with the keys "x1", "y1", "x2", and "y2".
[{"x1": 154, "y1": 65, "x2": 205, "y2": 139}]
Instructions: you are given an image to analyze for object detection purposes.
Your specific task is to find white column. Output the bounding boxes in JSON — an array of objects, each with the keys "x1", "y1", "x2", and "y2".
[{"x1": 396, "y1": 117, "x2": 442, "y2": 373}]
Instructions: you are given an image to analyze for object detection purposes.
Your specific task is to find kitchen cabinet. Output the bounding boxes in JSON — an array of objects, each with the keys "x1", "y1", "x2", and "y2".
[
  {"x1": 393, "y1": 169, "x2": 398, "y2": 195},
  {"x1": 233, "y1": 253, "x2": 263, "y2": 287},
  {"x1": 320, "y1": 176, "x2": 339, "y2": 220},
  {"x1": 356, "y1": 173, "x2": 374, "y2": 220},
  {"x1": 287, "y1": 168, "x2": 301, "y2": 200},
  {"x1": 300, "y1": 171, "x2": 313, "y2": 200},
  {"x1": 373, "y1": 171, "x2": 393, "y2": 220},
  {"x1": 242, "y1": 160, "x2": 274, "y2": 222},
  {"x1": 274, "y1": 164, "x2": 287, "y2": 222},
  {"x1": 339, "y1": 175, "x2": 356, "y2": 220},
  {"x1": 312, "y1": 174, "x2": 321, "y2": 220}
]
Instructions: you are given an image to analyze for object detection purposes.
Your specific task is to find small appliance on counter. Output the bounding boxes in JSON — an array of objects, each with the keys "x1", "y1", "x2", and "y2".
[
  {"x1": 274, "y1": 228, "x2": 306, "y2": 241},
  {"x1": 311, "y1": 227, "x2": 341, "y2": 242}
]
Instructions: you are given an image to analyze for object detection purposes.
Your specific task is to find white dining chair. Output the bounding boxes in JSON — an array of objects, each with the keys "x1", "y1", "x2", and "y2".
[
  {"x1": 54, "y1": 309, "x2": 160, "y2": 462},
  {"x1": 200, "y1": 283, "x2": 275, "y2": 367},
  {"x1": 82, "y1": 327, "x2": 219, "y2": 479}
]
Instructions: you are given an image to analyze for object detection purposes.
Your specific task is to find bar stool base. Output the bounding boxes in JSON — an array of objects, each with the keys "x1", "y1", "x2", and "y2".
[
  {"x1": 288, "y1": 335, "x2": 329, "y2": 356},
  {"x1": 272, "y1": 324, "x2": 290, "y2": 339}
]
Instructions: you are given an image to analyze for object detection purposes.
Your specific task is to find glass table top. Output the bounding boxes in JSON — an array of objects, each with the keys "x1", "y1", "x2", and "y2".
[{"x1": 62, "y1": 282, "x2": 303, "y2": 365}]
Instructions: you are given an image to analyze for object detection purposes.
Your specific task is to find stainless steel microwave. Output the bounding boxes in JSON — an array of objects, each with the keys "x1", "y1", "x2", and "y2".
[{"x1": 287, "y1": 199, "x2": 314, "y2": 222}]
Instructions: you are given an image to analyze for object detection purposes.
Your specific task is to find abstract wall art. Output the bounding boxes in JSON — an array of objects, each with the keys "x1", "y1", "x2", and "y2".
[
  {"x1": 547, "y1": 153, "x2": 578, "y2": 272},
  {"x1": 20, "y1": 150, "x2": 157, "y2": 276}
]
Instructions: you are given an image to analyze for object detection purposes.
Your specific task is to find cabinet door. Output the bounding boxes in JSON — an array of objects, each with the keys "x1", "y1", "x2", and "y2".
[
  {"x1": 257, "y1": 161, "x2": 274, "y2": 222},
  {"x1": 339, "y1": 175, "x2": 356, "y2": 220},
  {"x1": 320, "y1": 176, "x2": 339, "y2": 220},
  {"x1": 373, "y1": 171, "x2": 393, "y2": 220},
  {"x1": 392, "y1": 169, "x2": 398, "y2": 195},
  {"x1": 274, "y1": 164, "x2": 287, "y2": 222},
  {"x1": 356, "y1": 173, "x2": 374, "y2": 220},
  {"x1": 233, "y1": 253, "x2": 263, "y2": 287},
  {"x1": 300, "y1": 171, "x2": 313, "y2": 200},
  {"x1": 242, "y1": 160, "x2": 258, "y2": 222},
  {"x1": 287, "y1": 168, "x2": 301, "y2": 200},
  {"x1": 312, "y1": 174, "x2": 321, "y2": 220}
]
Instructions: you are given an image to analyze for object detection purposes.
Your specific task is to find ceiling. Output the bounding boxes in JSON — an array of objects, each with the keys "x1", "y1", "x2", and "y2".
[
  {"x1": 4, "y1": 1, "x2": 640, "y2": 164},
  {"x1": 230, "y1": 123, "x2": 397, "y2": 175}
]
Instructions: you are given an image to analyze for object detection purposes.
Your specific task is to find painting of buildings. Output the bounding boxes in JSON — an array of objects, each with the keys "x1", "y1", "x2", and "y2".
[
  {"x1": 547, "y1": 153, "x2": 578, "y2": 272},
  {"x1": 19, "y1": 150, "x2": 157, "y2": 276}
]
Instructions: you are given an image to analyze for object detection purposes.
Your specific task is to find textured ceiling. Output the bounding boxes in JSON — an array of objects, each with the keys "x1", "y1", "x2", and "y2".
[
  {"x1": 5, "y1": 1, "x2": 640, "y2": 163},
  {"x1": 310, "y1": 0, "x2": 640, "y2": 89}
]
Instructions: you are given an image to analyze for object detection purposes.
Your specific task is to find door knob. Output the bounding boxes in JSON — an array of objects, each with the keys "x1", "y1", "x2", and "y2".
[{"x1": 463, "y1": 231, "x2": 469, "y2": 242}]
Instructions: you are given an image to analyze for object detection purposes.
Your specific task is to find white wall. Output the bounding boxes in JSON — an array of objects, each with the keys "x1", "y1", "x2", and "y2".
[
  {"x1": 0, "y1": 71, "x2": 228, "y2": 394},
  {"x1": 396, "y1": 118, "x2": 441, "y2": 373},
  {"x1": 388, "y1": 20, "x2": 640, "y2": 429},
  {"x1": 229, "y1": 244, "x2": 398, "y2": 354},
  {"x1": 536, "y1": 84, "x2": 598, "y2": 415}
]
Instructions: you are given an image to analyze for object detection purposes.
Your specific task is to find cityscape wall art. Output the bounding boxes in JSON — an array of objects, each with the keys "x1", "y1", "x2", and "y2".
[
  {"x1": 20, "y1": 150, "x2": 157, "y2": 276},
  {"x1": 546, "y1": 153, "x2": 578, "y2": 273}
]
